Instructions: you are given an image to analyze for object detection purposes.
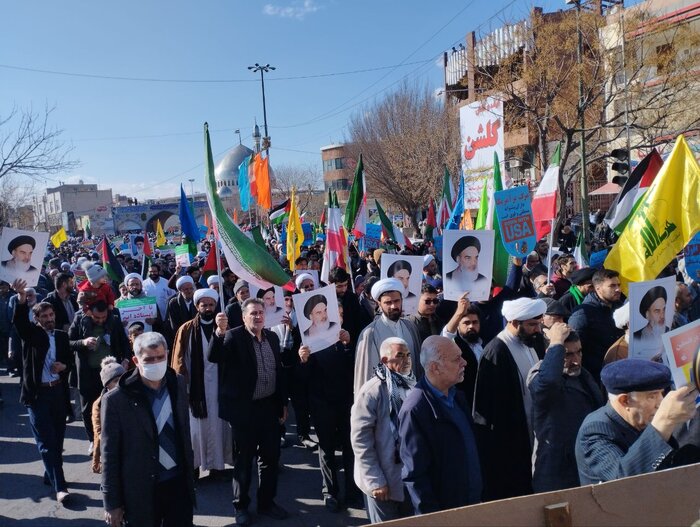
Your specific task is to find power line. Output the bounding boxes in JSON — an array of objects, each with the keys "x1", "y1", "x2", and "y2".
[{"x1": 0, "y1": 59, "x2": 433, "y2": 84}]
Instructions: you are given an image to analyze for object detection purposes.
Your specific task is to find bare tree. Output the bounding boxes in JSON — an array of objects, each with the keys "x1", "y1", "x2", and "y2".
[
  {"x1": 476, "y1": 6, "x2": 700, "y2": 222},
  {"x1": 346, "y1": 82, "x2": 461, "y2": 228},
  {"x1": 271, "y1": 162, "x2": 322, "y2": 215},
  {"x1": 0, "y1": 175, "x2": 36, "y2": 228},
  {"x1": 0, "y1": 104, "x2": 79, "y2": 181}
]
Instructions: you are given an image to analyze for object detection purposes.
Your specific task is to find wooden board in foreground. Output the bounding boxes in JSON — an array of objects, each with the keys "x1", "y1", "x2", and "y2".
[{"x1": 385, "y1": 463, "x2": 700, "y2": 526}]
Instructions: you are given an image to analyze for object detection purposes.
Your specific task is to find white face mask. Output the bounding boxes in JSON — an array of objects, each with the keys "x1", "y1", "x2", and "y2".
[{"x1": 140, "y1": 360, "x2": 167, "y2": 382}]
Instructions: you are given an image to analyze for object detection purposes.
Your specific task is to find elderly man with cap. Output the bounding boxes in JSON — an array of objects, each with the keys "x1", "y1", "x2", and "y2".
[
  {"x1": 559, "y1": 267, "x2": 596, "y2": 315},
  {"x1": 576, "y1": 359, "x2": 697, "y2": 484},
  {"x1": 171, "y1": 288, "x2": 232, "y2": 480},
  {"x1": 473, "y1": 297, "x2": 547, "y2": 500},
  {"x1": 632, "y1": 286, "x2": 671, "y2": 360},
  {"x1": 353, "y1": 278, "x2": 423, "y2": 397},
  {"x1": 165, "y1": 275, "x2": 197, "y2": 338},
  {"x1": 527, "y1": 323, "x2": 604, "y2": 492},
  {"x1": 445, "y1": 235, "x2": 489, "y2": 299},
  {"x1": 1, "y1": 234, "x2": 39, "y2": 281}
]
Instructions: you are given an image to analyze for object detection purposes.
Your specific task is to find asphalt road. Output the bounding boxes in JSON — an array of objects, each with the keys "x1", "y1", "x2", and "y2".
[{"x1": 0, "y1": 373, "x2": 368, "y2": 527}]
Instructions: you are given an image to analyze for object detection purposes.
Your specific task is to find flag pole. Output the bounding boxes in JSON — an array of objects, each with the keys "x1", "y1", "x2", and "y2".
[
  {"x1": 213, "y1": 222, "x2": 225, "y2": 313},
  {"x1": 546, "y1": 218, "x2": 555, "y2": 285}
]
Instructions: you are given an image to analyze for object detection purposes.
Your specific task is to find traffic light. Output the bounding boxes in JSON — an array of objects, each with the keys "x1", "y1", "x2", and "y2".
[{"x1": 610, "y1": 148, "x2": 630, "y2": 186}]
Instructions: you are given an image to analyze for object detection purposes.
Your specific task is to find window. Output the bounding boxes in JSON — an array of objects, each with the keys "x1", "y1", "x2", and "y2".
[
  {"x1": 323, "y1": 157, "x2": 345, "y2": 173},
  {"x1": 325, "y1": 178, "x2": 349, "y2": 192}
]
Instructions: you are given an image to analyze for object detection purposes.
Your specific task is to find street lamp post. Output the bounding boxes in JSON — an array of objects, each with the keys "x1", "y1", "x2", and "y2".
[
  {"x1": 248, "y1": 63, "x2": 275, "y2": 153},
  {"x1": 188, "y1": 178, "x2": 195, "y2": 207},
  {"x1": 566, "y1": 0, "x2": 590, "y2": 243}
]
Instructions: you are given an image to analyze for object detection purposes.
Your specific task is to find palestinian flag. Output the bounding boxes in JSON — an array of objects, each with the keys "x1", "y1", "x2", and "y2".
[
  {"x1": 99, "y1": 237, "x2": 125, "y2": 283},
  {"x1": 604, "y1": 149, "x2": 663, "y2": 234},
  {"x1": 203, "y1": 123, "x2": 295, "y2": 291},
  {"x1": 573, "y1": 230, "x2": 589, "y2": 268},
  {"x1": 140, "y1": 233, "x2": 153, "y2": 279},
  {"x1": 344, "y1": 154, "x2": 367, "y2": 238},
  {"x1": 270, "y1": 199, "x2": 291, "y2": 226}
]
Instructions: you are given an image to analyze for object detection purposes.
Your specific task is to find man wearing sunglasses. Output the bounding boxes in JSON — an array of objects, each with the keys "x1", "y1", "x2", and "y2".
[{"x1": 408, "y1": 284, "x2": 442, "y2": 344}]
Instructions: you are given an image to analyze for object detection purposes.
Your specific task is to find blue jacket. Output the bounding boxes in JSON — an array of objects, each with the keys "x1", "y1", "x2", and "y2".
[
  {"x1": 528, "y1": 345, "x2": 604, "y2": 492},
  {"x1": 575, "y1": 403, "x2": 674, "y2": 485},
  {"x1": 398, "y1": 376, "x2": 481, "y2": 514},
  {"x1": 568, "y1": 292, "x2": 624, "y2": 383}
]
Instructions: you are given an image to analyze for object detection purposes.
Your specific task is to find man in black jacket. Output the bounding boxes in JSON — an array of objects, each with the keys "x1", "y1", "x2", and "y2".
[
  {"x1": 43, "y1": 272, "x2": 78, "y2": 331},
  {"x1": 568, "y1": 269, "x2": 624, "y2": 384},
  {"x1": 13, "y1": 278, "x2": 73, "y2": 503},
  {"x1": 101, "y1": 331, "x2": 195, "y2": 527},
  {"x1": 69, "y1": 300, "x2": 130, "y2": 448},
  {"x1": 210, "y1": 298, "x2": 289, "y2": 526}
]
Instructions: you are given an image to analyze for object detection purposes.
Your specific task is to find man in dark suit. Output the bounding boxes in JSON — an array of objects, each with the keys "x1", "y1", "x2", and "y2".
[
  {"x1": 527, "y1": 324, "x2": 604, "y2": 492},
  {"x1": 165, "y1": 276, "x2": 196, "y2": 341},
  {"x1": 101, "y1": 332, "x2": 195, "y2": 527},
  {"x1": 576, "y1": 359, "x2": 696, "y2": 485},
  {"x1": 13, "y1": 278, "x2": 73, "y2": 503},
  {"x1": 210, "y1": 298, "x2": 288, "y2": 526}
]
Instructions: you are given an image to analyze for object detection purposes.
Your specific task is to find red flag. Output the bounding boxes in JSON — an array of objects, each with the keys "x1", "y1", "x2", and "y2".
[
  {"x1": 201, "y1": 247, "x2": 218, "y2": 278},
  {"x1": 426, "y1": 199, "x2": 437, "y2": 229},
  {"x1": 142, "y1": 232, "x2": 153, "y2": 257}
]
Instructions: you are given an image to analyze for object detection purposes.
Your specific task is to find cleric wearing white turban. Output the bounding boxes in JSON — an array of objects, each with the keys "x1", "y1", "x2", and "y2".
[
  {"x1": 193, "y1": 288, "x2": 219, "y2": 305},
  {"x1": 295, "y1": 273, "x2": 315, "y2": 291},
  {"x1": 124, "y1": 273, "x2": 142, "y2": 286},
  {"x1": 502, "y1": 297, "x2": 547, "y2": 322},
  {"x1": 176, "y1": 275, "x2": 195, "y2": 291},
  {"x1": 370, "y1": 278, "x2": 404, "y2": 302}
]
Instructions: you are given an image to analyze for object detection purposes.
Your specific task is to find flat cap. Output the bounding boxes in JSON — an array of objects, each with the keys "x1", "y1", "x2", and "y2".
[
  {"x1": 8, "y1": 235, "x2": 36, "y2": 252},
  {"x1": 601, "y1": 359, "x2": 672, "y2": 395},
  {"x1": 569, "y1": 267, "x2": 596, "y2": 285},
  {"x1": 542, "y1": 298, "x2": 570, "y2": 317}
]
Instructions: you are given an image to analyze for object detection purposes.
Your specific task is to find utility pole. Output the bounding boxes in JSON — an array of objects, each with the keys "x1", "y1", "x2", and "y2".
[{"x1": 248, "y1": 63, "x2": 275, "y2": 154}]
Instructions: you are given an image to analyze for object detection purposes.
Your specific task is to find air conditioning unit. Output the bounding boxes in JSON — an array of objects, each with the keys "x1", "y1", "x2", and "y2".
[{"x1": 507, "y1": 158, "x2": 522, "y2": 169}]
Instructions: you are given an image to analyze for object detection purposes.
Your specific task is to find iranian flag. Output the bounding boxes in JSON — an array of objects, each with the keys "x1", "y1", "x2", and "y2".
[
  {"x1": 532, "y1": 143, "x2": 561, "y2": 241},
  {"x1": 375, "y1": 199, "x2": 413, "y2": 249},
  {"x1": 604, "y1": 149, "x2": 663, "y2": 234},
  {"x1": 321, "y1": 195, "x2": 349, "y2": 283},
  {"x1": 203, "y1": 123, "x2": 294, "y2": 291},
  {"x1": 435, "y1": 166, "x2": 453, "y2": 230},
  {"x1": 344, "y1": 154, "x2": 367, "y2": 238}
]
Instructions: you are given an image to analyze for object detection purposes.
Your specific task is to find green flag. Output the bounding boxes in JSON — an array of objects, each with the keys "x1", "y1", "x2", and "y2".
[
  {"x1": 492, "y1": 153, "x2": 510, "y2": 286},
  {"x1": 344, "y1": 154, "x2": 367, "y2": 238}
]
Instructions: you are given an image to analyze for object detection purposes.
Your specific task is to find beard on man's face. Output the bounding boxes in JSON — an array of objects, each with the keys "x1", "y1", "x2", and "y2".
[
  {"x1": 200, "y1": 311, "x2": 215, "y2": 321},
  {"x1": 383, "y1": 306, "x2": 402, "y2": 322},
  {"x1": 463, "y1": 330, "x2": 480, "y2": 343},
  {"x1": 517, "y1": 325, "x2": 541, "y2": 347}
]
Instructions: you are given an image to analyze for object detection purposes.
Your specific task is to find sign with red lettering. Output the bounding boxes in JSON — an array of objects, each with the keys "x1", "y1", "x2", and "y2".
[{"x1": 494, "y1": 186, "x2": 536, "y2": 257}]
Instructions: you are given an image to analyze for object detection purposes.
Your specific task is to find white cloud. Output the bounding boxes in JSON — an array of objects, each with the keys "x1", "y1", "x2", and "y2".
[{"x1": 263, "y1": 0, "x2": 320, "y2": 20}]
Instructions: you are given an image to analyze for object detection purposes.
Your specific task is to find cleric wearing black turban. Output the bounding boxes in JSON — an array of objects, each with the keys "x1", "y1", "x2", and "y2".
[
  {"x1": 632, "y1": 285, "x2": 670, "y2": 359},
  {"x1": 445, "y1": 235, "x2": 488, "y2": 295},
  {"x1": 302, "y1": 293, "x2": 337, "y2": 340},
  {"x1": 1, "y1": 235, "x2": 38, "y2": 280}
]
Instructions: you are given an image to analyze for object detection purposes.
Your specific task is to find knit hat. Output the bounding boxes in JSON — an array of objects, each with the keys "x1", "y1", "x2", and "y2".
[
  {"x1": 234, "y1": 280, "x2": 249, "y2": 295},
  {"x1": 99, "y1": 356, "x2": 125, "y2": 386},
  {"x1": 81, "y1": 261, "x2": 108, "y2": 284}
]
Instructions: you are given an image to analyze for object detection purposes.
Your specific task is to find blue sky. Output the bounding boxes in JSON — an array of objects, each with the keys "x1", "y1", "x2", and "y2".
[{"x1": 3, "y1": 0, "x2": 582, "y2": 200}]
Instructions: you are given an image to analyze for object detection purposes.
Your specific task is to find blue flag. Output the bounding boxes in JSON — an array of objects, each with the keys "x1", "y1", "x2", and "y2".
[
  {"x1": 179, "y1": 184, "x2": 201, "y2": 255},
  {"x1": 238, "y1": 155, "x2": 251, "y2": 212},
  {"x1": 445, "y1": 174, "x2": 465, "y2": 230}
]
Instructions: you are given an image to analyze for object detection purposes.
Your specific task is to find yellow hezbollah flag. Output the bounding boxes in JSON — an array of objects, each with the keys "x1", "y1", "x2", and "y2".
[
  {"x1": 286, "y1": 187, "x2": 303, "y2": 272},
  {"x1": 605, "y1": 135, "x2": 700, "y2": 293},
  {"x1": 50, "y1": 227, "x2": 67, "y2": 248},
  {"x1": 155, "y1": 219, "x2": 167, "y2": 248}
]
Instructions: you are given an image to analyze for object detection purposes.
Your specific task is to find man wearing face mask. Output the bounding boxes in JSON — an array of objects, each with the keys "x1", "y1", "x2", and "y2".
[
  {"x1": 171, "y1": 289, "x2": 232, "y2": 480},
  {"x1": 473, "y1": 297, "x2": 547, "y2": 501},
  {"x1": 101, "y1": 332, "x2": 195, "y2": 527},
  {"x1": 527, "y1": 324, "x2": 604, "y2": 492}
]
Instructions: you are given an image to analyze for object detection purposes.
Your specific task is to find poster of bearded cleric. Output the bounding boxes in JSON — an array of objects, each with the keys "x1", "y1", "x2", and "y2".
[
  {"x1": 293, "y1": 284, "x2": 341, "y2": 353},
  {"x1": 0, "y1": 228, "x2": 50, "y2": 288},
  {"x1": 248, "y1": 284, "x2": 285, "y2": 328},
  {"x1": 380, "y1": 254, "x2": 424, "y2": 315},
  {"x1": 442, "y1": 230, "x2": 494, "y2": 301},
  {"x1": 628, "y1": 276, "x2": 676, "y2": 361}
]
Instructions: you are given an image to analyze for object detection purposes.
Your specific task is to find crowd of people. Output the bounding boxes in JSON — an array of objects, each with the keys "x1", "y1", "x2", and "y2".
[{"x1": 3, "y1": 224, "x2": 700, "y2": 526}]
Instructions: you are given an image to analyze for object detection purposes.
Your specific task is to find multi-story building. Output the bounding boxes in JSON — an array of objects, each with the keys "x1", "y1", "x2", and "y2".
[
  {"x1": 35, "y1": 181, "x2": 114, "y2": 235},
  {"x1": 320, "y1": 144, "x2": 352, "y2": 205}
]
